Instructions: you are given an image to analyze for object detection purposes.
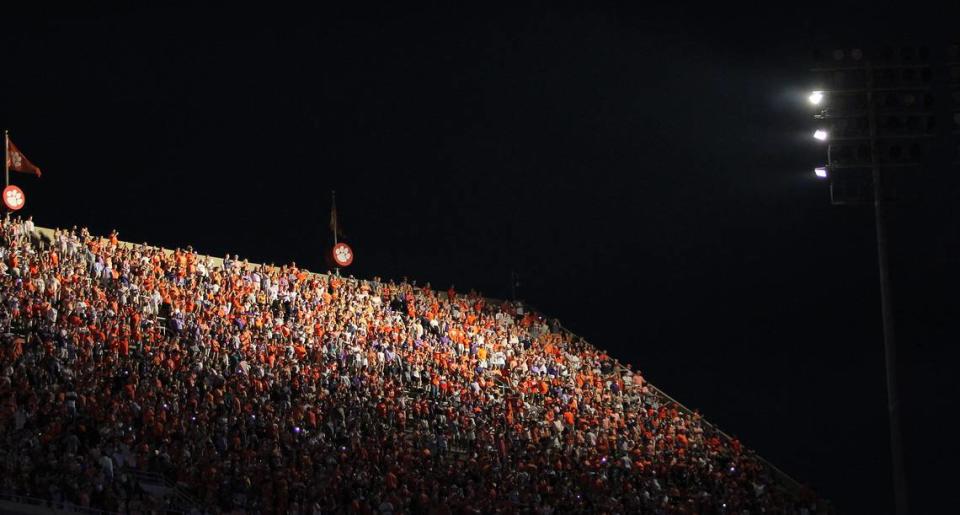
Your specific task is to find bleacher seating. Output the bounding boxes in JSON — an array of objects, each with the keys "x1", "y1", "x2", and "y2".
[{"x1": 0, "y1": 217, "x2": 826, "y2": 514}]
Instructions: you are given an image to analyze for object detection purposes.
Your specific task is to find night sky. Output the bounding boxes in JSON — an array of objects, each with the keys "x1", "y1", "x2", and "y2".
[{"x1": 3, "y1": 3, "x2": 957, "y2": 513}]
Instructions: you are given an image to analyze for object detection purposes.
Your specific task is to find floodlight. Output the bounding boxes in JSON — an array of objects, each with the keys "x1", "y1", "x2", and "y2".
[
  {"x1": 814, "y1": 167, "x2": 828, "y2": 178},
  {"x1": 813, "y1": 129, "x2": 828, "y2": 141},
  {"x1": 808, "y1": 91, "x2": 824, "y2": 105}
]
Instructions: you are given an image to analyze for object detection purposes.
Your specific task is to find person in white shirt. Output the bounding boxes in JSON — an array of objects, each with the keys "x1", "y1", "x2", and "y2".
[{"x1": 98, "y1": 454, "x2": 114, "y2": 480}]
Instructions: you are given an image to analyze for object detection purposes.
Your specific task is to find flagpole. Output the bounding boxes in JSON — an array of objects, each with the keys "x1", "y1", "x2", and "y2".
[
  {"x1": 332, "y1": 190, "x2": 338, "y2": 247},
  {"x1": 4, "y1": 129, "x2": 9, "y2": 188},
  {"x1": 332, "y1": 190, "x2": 340, "y2": 277}
]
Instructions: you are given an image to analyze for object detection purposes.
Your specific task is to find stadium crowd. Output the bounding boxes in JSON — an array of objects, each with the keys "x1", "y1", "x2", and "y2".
[{"x1": 0, "y1": 216, "x2": 826, "y2": 514}]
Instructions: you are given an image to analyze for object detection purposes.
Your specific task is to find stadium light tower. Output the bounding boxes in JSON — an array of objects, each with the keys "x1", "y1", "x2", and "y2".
[{"x1": 806, "y1": 45, "x2": 946, "y2": 515}]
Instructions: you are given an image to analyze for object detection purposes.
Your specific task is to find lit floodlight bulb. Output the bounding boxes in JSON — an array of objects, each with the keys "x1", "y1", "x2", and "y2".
[
  {"x1": 813, "y1": 129, "x2": 828, "y2": 141},
  {"x1": 814, "y1": 167, "x2": 828, "y2": 178},
  {"x1": 808, "y1": 91, "x2": 824, "y2": 105}
]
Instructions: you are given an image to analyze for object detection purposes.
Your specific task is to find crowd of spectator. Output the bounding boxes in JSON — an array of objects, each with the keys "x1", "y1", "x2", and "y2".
[{"x1": 0, "y1": 216, "x2": 826, "y2": 514}]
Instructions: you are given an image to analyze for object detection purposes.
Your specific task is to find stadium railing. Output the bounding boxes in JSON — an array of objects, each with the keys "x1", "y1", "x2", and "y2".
[
  {"x1": 0, "y1": 490, "x2": 120, "y2": 515},
  {"x1": 545, "y1": 318, "x2": 811, "y2": 498}
]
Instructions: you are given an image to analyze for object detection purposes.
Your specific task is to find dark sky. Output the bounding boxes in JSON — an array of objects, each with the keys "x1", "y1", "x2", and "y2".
[{"x1": 3, "y1": 3, "x2": 958, "y2": 513}]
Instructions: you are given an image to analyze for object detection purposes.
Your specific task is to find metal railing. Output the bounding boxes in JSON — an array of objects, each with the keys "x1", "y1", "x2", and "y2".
[
  {"x1": 0, "y1": 490, "x2": 119, "y2": 515},
  {"x1": 121, "y1": 469, "x2": 199, "y2": 514},
  {"x1": 548, "y1": 319, "x2": 811, "y2": 497}
]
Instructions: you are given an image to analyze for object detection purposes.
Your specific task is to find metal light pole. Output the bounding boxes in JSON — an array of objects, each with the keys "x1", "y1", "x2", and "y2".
[
  {"x1": 810, "y1": 47, "x2": 933, "y2": 515},
  {"x1": 864, "y1": 62, "x2": 910, "y2": 515}
]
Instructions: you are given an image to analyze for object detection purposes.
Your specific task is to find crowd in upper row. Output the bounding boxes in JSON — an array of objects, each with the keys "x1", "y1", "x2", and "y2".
[{"x1": 0, "y1": 216, "x2": 827, "y2": 514}]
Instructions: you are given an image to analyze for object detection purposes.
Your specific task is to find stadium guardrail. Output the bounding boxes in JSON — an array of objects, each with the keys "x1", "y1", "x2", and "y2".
[
  {"x1": 0, "y1": 490, "x2": 120, "y2": 515},
  {"x1": 546, "y1": 318, "x2": 811, "y2": 497}
]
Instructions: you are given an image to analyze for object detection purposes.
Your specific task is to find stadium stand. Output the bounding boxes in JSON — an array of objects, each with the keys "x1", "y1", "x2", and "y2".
[{"x1": 0, "y1": 216, "x2": 829, "y2": 514}]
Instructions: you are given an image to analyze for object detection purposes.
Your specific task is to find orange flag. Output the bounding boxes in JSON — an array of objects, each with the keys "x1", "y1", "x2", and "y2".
[{"x1": 6, "y1": 138, "x2": 42, "y2": 177}]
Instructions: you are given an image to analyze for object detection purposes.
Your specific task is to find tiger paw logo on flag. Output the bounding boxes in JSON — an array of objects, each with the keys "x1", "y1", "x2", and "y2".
[{"x1": 5, "y1": 137, "x2": 42, "y2": 177}]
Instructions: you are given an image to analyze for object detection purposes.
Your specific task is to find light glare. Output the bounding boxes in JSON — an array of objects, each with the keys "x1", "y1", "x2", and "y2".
[
  {"x1": 814, "y1": 167, "x2": 828, "y2": 178},
  {"x1": 813, "y1": 129, "x2": 828, "y2": 141},
  {"x1": 808, "y1": 91, "x2": 824, "y2": 105}
]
